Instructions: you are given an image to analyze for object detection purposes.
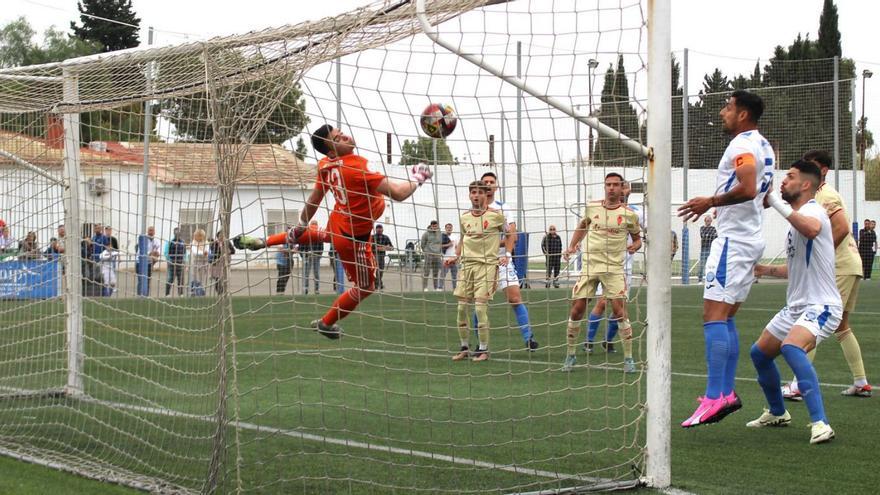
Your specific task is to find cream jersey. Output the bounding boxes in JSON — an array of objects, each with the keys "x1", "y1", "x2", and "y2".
[
  {"x1": 624, "y1": 203, "x2": 647, "y2": 273},
  {"x1": 581, "y1": 201, "x2": 641, "y2": 273},
  {"x1": 714, "y1": 130, "x2": 775, "y2": 240},
  {"x1": 785, "y1": 200, "x2": 842, "y2": 308},
  {"x1": 814, "y1": 183, "x2": 863, "y2": 277},
  {"x1": 459, "y1": 209, "x2": 506, "y2": 265}
]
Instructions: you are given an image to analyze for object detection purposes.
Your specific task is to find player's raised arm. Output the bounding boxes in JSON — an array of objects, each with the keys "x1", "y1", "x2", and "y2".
[
  {"x1": 375, "y1": 163, "x2": 433, "y2": 201},
  {"x1": 767, "y1": 163, "x2": 823, "y2": 240}
]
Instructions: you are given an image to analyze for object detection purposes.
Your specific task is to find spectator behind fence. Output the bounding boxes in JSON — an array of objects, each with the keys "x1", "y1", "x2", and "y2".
[
  {"x1": 165, "y1": 228, "x2": 186, "y2": 296},
  {"x1": 859, "y1": 219, "x2": 876, "y2": 280},
  {"x1": 275, "y1": 238, "x2": 295, "y2": 294},
  {"x1": 210, "y1": 230, "x2": 235, "y2": 295},
  {"x1": 372, "y1": 224, "x2": 393, "y2": 290},
  {"x1": 87, "y1": 224, "x2": 108, "y2": 296},
  {"x1": 100, "y1": 226, "x2": 119, "y2": 296},
  {"x1": 299, "y1": 220, "x2": 323, "y2": 295},
  {"x1": 0, "y1": 223, "x2": 17, "y2": 257},
  {"x1": 137, "y1": 225, "x2": 163, "y2": 295},
  {"x1": 420, "y1": 220, "x2": 443, "y2": 291},
  {"x1": 187, "y1": 228, "x2": 209, "y2": 296},
  {"x1": 17, "y1": 231, "x2": 39, "y2": 260},
  {"x1": 541, "y1": 225, "x2": 562, "y2": 288},
  {"x1": 439, "y1": 222, "x2": 458, "y2": 290},
  {"x1": 698, "y1": 215, "x2": 717, "y2": 282}
]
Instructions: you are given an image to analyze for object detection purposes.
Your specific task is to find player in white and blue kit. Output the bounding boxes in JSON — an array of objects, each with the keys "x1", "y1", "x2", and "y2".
[
  {"x1": 678, "y1": 90, "x2": 776, "y2": 427},
  {"x1": 477, "y1": 172, "x2": 538, "y2": 350},
  {"x1": 747, "y1": 159, "x2": 839, "y2": 444}
]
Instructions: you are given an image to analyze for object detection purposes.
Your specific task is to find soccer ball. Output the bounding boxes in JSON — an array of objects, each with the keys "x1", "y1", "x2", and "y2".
[{"x1": 419, "y1": 102, "x2": 457, "y2": 139}]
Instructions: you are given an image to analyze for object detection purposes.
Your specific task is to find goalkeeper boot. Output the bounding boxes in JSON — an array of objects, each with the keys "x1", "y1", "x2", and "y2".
[
  {"x1": 781, "y1": 382, "x2": 803, "y2": 402},
  {"x1": 745, "y1": 408, "x2": 791, "y2": 428},
  {"x1": 311, "y1": 319, "x2": 342, "y2": 340},
  {"x1": 623, "y1": 357, "x2": 636, "y2": 374},
  {"x1": 560, "y1": 355, "x2": 577, "y2": 372},
  {"x1": 809, "y1": 421, "x2": 835, "y2": 444},
  {"x1": 452, "y1": 346, "x2": 470, "y2": 361},
  {"x1": 233, "y1": 234, "x2": 266, "y2": 250},
  {"x1": 840, "y1": 383, "x2": 872, "y2": 397},
  {"x1": 680, "y1": 396, "x2": 729, "y2": 428}
]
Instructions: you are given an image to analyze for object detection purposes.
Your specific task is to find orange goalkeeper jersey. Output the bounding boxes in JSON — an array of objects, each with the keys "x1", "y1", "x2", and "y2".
[{"x1": 316, "y1": 154, "x2": 386, "y2": 238}]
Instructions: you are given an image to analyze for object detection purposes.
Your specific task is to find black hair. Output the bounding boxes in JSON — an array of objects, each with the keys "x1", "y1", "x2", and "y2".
[
  {"x1": 790, "y1": 159, "x2": 821, "y2": 189},
  {"x1": 604, "y1": 172, "x2": 624, "y2": 182},
  {"x1": 311, "y1": 124, "x2": 334, "y2": 156},
  {"x1": 480, "y1": 171, "x2": 497, "y2": 181},
  {"x1": 730, "y1": 90, "x2": 764, "y2": 122},
  {"x1": 802, "y1": 149, "x2": 832, "y2": 169}
]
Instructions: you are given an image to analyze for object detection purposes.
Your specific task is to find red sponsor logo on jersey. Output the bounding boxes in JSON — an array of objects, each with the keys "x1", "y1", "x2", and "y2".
[
  {"x1": 617, "y1": 215, "x2": 623, "y2": 225},
  {"x1": 483, "y1": 220, "x2": 489, "y2": 229}
]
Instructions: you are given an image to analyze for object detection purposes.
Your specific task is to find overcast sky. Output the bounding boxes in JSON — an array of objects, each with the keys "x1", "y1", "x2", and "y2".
[{"x1": 5, "y1": 0, "x2": 879, "y2": 147}]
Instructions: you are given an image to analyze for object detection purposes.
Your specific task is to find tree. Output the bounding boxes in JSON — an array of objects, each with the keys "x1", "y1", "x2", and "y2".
[
  {"x1": 400, "y1": 137, "x2": 453, "y2": 165},
  {"x1": 817, "y1": 0, "x2": 841, "y2": 58},
  {"x1": 164, "y1": 80, "x2": 310, "y2": 145},
  {"x1": 71, "y1": 0, "x2": 140, "y2": 52},
  {"x1": 687, "y1": 68, "x2": 732, "y2": 169},
  {"x1": 0, "y1": 17, "x2": 99, "y2": 68},
  {"x1": 592, "y1": 56, "x2": 642, "y2": 168}
]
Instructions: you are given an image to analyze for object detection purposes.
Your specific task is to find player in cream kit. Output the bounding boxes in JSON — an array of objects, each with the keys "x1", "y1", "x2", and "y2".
[
  {"x1": 678, "y1": 90, "x2": 776, "y2": 428},
  {"x1": 479, "y1": 172, "x2": 539, "y2": 351}
]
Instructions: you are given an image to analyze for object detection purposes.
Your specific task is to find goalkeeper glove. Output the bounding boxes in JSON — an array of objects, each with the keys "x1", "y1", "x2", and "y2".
[
  {"x1": 409, "y1": 163, "x2": 433, "y2": 185},
  {"x1": 288, "y1": 221, "x2": 307, "y2": 244}
]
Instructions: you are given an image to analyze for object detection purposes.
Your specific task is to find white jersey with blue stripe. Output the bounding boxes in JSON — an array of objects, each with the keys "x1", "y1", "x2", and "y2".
[
  {"x1": 786, "y1": 200, "x2": 841, "y2": 309},
  {"x1": 714, "y1": 130, "x2": 775, "y2": 240},
  {"x1": 491, "y1": 199, "x2": 512, "y2": 255}
]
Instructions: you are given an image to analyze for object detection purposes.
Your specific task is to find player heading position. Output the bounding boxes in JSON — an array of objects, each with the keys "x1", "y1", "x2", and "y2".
[
  {"x1": 780, "y1": 150, "x2": 871, "y2": 399},
  {"x1": 449, "y1": 180, "x2": 506, "y2": 362},
  {"x1": 678, "y1": 90, "x2": 775, "y2": 427},
  {"x1": 479, "y1": 172, "x2": 539, "y2": 351},
  {"x1": 748, "y1": 160, "x2": 839, "y2": 444},
  {"x1": 561, "y1": 172, "x2": 641, "y2": 372},
  {"x1": 235, "y1": 124, "x2": 432, "y2": 338}
]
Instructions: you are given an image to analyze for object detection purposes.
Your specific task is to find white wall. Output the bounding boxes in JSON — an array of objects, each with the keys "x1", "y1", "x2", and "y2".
[{"x1": 2, "y1": 165, "x2": 878, "y2": 268}]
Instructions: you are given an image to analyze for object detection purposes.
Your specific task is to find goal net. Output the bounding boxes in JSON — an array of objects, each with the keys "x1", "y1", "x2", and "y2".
[{"x1": 0, "y1": 1, "x2": 671, "y2": 492}]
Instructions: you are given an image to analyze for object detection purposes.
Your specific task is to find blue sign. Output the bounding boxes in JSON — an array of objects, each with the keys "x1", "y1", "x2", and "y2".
[{"x1": 0, "y1": 259, "x2": 60, "y2": 299}]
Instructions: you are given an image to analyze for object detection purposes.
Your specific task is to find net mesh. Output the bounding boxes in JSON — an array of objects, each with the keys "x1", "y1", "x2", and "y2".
[{"x1": 0, "y1": 1, "x2": 666, "y2": 493}]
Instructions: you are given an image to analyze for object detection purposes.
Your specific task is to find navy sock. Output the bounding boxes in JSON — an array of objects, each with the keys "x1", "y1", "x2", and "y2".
[
  {"x1": 605, "y1": 318, "x2": 619, "y2": 343},
  {"x1": 750, "y1": 343, "x2": 785, "y2": 416},
  {"x1": 781, "y1": 344, "x2": 826, "y2": 423},
  {"x1": 513, "y1": 304, "x2": 533, "y2": 342},
  {"x1": 586, "y1": 312, "x2": 601, "y2": 343},
  {"x1": 724, "y1": 317, "x2": 739, "y2": 395},
  {"x1": 472, "y1": 312, "x2": 479, "y2": 336},
  {"x1": 704, "y1": 321, "x2": 728, "y2": 399}
]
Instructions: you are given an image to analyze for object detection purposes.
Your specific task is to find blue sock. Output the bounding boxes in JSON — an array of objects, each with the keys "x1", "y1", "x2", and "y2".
[
  {"x1": 724, "y1": 317, "x2": 739, "y2": 395},
  {"x1": 704, "y1": 321, "x2": 729, "y2": 399},
  {"x1": 750, "y1": 344, "x2": 785, "y2": 416},
  {"x1": 781, "y1": 344, "x2": 826, "y2": 423},
  {"x1": 586, "y1": 312, "x2": 601, "y2": 343},
  {"x1": 513, "y1": 304, "x2": 533, "y2": 342},
  {"x1": 605, "y1": 318, "x2": 619, "y2": 343}
]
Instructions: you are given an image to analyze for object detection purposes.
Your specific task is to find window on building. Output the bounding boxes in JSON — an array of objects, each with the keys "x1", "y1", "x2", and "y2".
[
  {"x1": 266, "y1": 209, "x2": 299, "y2": 236},
  {"x1": 178, "y1": 208, "x2": 214, "y2": 243}
]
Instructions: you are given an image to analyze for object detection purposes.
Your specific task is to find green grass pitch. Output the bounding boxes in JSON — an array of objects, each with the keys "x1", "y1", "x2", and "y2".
[{"x1": 0, "y1": 282, "x2": 877, "y2": 494}]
